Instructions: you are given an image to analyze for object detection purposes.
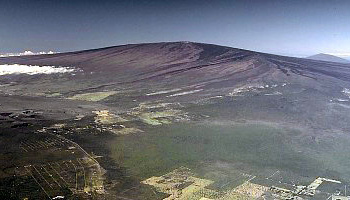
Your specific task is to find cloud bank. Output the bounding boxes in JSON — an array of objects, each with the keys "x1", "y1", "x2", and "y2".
[
  {"x1": 0, "y1": 64, "x2": 76, "y2": 75},
  {"x1": 0, "y1": 51, "x2": 58, "y2": 57}
]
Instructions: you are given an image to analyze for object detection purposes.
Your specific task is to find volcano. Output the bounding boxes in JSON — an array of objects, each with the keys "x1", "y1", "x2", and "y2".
[
  {"x1": 1, "y1": 42, "x2": 350, "y2": 199},
  {"x1": 306, "y1": 53, "x2": 350, "y2": 64}
]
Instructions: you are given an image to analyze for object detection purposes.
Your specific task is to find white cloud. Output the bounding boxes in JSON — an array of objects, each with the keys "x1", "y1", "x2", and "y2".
[
  {"x1": 23, "y1": 51, "x2": 34, "y2": 55},
  {"x1": 0, "y1": 50, "x2": 58, "y2": 57},
  {"x1": 0, "y1": 64, "x2": 76, "y2": 75}
]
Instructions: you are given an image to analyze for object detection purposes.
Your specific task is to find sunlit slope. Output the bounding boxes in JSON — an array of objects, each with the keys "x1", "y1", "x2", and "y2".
[{"x1": 1, "y1": 42, "x2": 350, "y2": 100}]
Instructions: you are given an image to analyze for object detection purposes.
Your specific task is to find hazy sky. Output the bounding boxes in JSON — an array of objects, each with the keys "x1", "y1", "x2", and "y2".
[{"x1": 1, "y1": 0, "x2": 350, "y2": 57}]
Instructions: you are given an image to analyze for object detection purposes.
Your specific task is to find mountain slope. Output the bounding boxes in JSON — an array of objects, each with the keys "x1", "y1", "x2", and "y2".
[
  {"x1": 306, "y1": 53, "x2": 350, "y2": 63},
  {"x1": 2, "y1": 42, "x2": 350, "y2": 199},
  {"x1": 1, "y1": 42, "x2": 350, "y2": 97}
]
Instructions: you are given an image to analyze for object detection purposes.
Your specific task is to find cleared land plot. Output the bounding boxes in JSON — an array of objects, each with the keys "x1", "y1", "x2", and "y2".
[{"x1": 68, "y1": 91, "x2": 117, "y2": 101}]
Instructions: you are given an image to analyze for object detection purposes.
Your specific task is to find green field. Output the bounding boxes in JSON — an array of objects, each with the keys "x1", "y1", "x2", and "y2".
[
  {"x1": 68, "y1": 91, "x2": 117, "y2": 101},
  {"x1": 109, "y1": 122, "x2": 325, "y2": 180}
]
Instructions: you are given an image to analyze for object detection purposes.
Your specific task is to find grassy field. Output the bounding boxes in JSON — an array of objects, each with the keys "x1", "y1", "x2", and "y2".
[
  {"x1": 68, "y1": 91, "x2": 117, "y2": 101},
  {"x1": 108, "y1": 122, "x2": 322, "y2": 180}
]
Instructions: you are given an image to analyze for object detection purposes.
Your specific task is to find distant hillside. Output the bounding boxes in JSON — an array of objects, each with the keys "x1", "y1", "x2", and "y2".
[
  {"x1": 306, "y1": 53, "x2": 350, "y2": 63},
  {"x1": 2, "y1": 41, "x2": 350, "y2": 102}
]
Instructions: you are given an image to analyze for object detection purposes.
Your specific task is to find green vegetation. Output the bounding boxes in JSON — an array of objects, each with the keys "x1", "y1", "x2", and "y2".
[
  {"x1": 110, "y1": 127, "x2": 143, "y2": 135},
  {"x1": 46, "y1": 92, "x2": 61, "y2": 97},
  {"x1": 109, "y1": 123, "x2": 317, "y2": 180},
  {"x1": 139, "y1": 110, "x2": 182, "y2": 125},
  {"x1": 68, "y1": 91, "x2": 117, "y2": 101}
]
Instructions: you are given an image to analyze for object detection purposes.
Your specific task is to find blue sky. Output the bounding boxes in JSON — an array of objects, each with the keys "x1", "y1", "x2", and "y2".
[{"x1": 1, "y1": 0, "x2": 350, "y2": 58}]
